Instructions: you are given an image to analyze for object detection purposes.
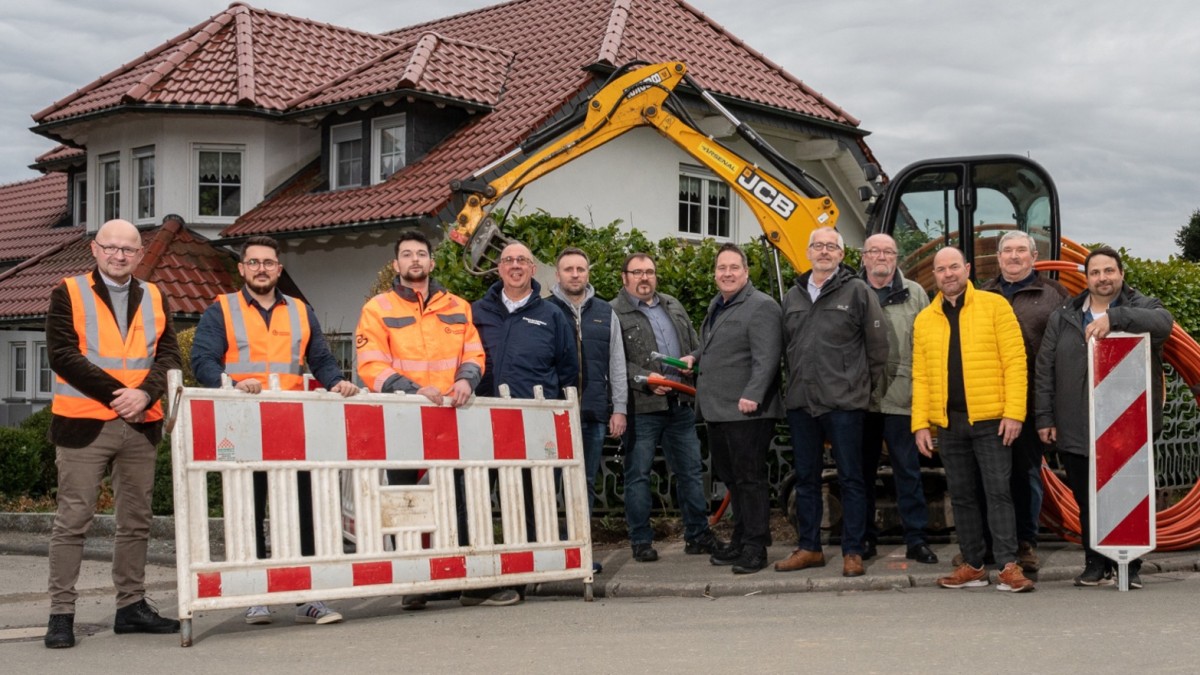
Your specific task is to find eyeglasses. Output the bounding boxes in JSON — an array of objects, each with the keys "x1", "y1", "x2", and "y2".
[
  {"x1": 808, "y1": 242, "x2": 842, "y2": 252},
  {"x1": 863, "y1": 248, "x2": 898, "y2": 257},
  {"x1": 243, "y1": 259, "x2": 280, "y2": 270},
  {"x1": 96, "y1": 243, "x2": 142, "y2": 257},
  {"x1": 499, "y1": 255, "x2": 533, "y2": 266},
  {"x1": 624, "y1": 268, "x2": 656, "y2": 277}
]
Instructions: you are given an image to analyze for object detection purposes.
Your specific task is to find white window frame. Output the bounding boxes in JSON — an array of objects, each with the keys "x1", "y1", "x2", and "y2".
[
  {"x1": 371, "y1": 113, "x2": 407, "y2": 185},
  {"x1": 678, "y1": 165, "x2": 736, "y2": 241},
  {"x1": 133, "y1": 145, "x2": 156, "y2": 223},
  {"x1": 10, "y1": 342, "x2": 28, "y2": 396},
  {"x1": 73, "y1": 172, "x2": 87, "y2": 228},
  {"x1": 193, "y1": 144, "x2": 244, "y2": 223},
  {"x1": 323, "y1": 332, "x2": 358, "y2": 384},
  {"x1": 330, "y1": 122, "x2": 364, "y2": 190},
  {"x1": 100, "y1": 153, "x2": 120, "y2": 222},
  {"x1": 35, "y1": 342, "x2": 53, "y2": 399}
]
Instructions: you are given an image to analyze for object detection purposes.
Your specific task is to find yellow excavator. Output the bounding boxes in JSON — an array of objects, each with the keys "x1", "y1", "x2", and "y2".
[
  {"x1": 449, "y1": 60, "x2": 1063, "y2": 292},
  {"x1": 449, "y1": 61, "x2": 842, "y2": 280}
]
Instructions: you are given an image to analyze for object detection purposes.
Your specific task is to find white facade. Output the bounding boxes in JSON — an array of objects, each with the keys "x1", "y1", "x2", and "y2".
[
  {"x1": 0, "y1": 331, "x2": 53, "y2": 422},
  {"x1": 79, "y1": 115, "x2": 318, "y2": 240}
]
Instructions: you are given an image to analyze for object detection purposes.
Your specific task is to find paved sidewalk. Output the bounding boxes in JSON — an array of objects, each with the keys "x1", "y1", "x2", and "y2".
[{"x1": 2, "y1": 512, "x2": 1197, "y2": 603}]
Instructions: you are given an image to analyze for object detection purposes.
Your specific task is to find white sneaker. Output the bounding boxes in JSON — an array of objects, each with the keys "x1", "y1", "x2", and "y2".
[
  {"x1": 244, "y1": 605, "x2": 272, "y2": 624},
  {"x1": 295, "y1": 601, "x2": 343, "y2": 625}
]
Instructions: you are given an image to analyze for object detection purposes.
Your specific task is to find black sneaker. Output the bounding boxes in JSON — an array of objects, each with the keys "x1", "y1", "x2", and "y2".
[
  {"x1": 113, "y1": 599, "x2": 181, "y2": 634},
  {"x1": 709, "y1": 542, "x2": 742, "y2": 566},
  {"x1": 731, "y1": 548, "x2": 768, "y2": 575},
  {"x1": 44, "y1": 614, "x2": 75, "y2": 649},
  {"x1": 1073, "y1": 559, "x2": 1114, "y2": 587},
  {"x1": 684, "y1": 530, "x2": 722, "y2": 555},
  {"x1": 631, "y1": 543, "x2": 659, "y2": 562}
]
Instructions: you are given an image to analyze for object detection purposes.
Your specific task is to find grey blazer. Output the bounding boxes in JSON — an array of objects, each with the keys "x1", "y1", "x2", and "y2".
[{"x1": 693, "y1": 281, "x2": 784, "y2": 423}]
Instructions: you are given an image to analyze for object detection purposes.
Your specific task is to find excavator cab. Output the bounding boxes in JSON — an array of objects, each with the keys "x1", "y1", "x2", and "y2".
[{"x1": 867, "y1": 154, "x2": 1061, "y2": 294}]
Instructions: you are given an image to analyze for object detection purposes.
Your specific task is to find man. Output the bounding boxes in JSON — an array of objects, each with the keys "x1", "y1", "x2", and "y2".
[
  {"x1": 687, "y1": 243, "x2": 783, "y2": 574},
  {"x1": 472, "y1": 241, "x2": 578, "y2": 604},
  {"x1": 191, "y1": 235, "x2": 358, "y2": 625},
  {"x1": 546, "y1": 247, "x2": 628, "y2": 518},
  {"x1": 1036, "y1": 246, "x2": 1172, "y2": 589},
  {"x1": 473, "y1": 242, "x2": 577, "y2": 400},
  {"x1": 44, "y1": 219, "x2": 181, "y2": 648},
  {"x1": 980, "y1": 230, "x2": 1069, "y2": 572},
  {"x1": 611, "y1": 252, "x2": 720, "y2": 562},
  {"x1": 859, "y1": 234, "x2": 937, "y2": 565},
  {"x1": 356, "y1": 231, "x2": 496, "y2": 607},
  {"x1": 911, "y1": 247, "x2": 1033, "y2": 592},
  {"x1": 775, "y1": 227, "x2": 887, "y2": 578}
]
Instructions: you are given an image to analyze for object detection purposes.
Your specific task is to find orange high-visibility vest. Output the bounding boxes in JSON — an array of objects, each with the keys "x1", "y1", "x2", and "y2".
[
  {"x1": 216, "y1": 292, "x2": 311, "y2": 391},
  {"x1": 356, "y1": 286, "x2": 484, "y2": 393},
  {"x1": 52, "y1": 274, "x2": 166, "y2": 421}
]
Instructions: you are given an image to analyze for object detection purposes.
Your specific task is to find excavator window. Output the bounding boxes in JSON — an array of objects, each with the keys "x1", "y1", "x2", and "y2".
[{"x1": 874, "y1": 156, "x2": 1060, "y2": 294}]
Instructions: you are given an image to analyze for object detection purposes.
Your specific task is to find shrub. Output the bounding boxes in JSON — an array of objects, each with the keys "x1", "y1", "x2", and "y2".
[
  {"x1": 17, "y1": 407, "x2": 57, "y2": 497},
  {"x1": 0, "y1": 426, "x2": 43, "y2": 497}
]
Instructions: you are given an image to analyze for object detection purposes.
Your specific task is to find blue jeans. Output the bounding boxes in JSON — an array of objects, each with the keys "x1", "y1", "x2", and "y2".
[
  {"x1": 786, "y1": 408, "x2": 868, "y2": 555},
  {"x1": 623, "y1": 403, "x2": 710, "y2": 545},
  {"x1": 862, "y1": 412, "x2": 930, "y2": 547},
  {"x1": 581, "y1": 420, "x2": 606, "y2": 514}
]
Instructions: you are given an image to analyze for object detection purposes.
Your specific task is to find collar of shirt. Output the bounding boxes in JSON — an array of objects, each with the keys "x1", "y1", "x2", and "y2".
[
  {"x1": 502, "y1": 290, "x2": 533, "y2": 313},
  {"x1": 97, "y1": 270, "x2": 131, "y2": 290},
  {"x1": 241, "y1": 286, "x2": 286, "y2": 312}
]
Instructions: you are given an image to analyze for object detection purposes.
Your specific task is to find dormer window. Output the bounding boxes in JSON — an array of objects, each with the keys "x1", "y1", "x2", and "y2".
[
  {"x1": 330, "y1": 122, "x2": 363, "y2": 189},
  {"x1": 371, "y1": 113, "x2": 406, "y2": 184},
  {"x1": 100, "y1": 153, "x2": 120, "y2": 221}
]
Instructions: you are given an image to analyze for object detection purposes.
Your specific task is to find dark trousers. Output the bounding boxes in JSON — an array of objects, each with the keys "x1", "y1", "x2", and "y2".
[
  {"x1": 1060, "y1": 452, "x2": 1142, "y2": 572},
  {"x1": 708, "y1": 418, "x2": 775, "y2": 552},
  {"x1": 1010, "y1": 417, "x2": 1046, "y2": 543},
  {"x1": 862, "y1": 412, "x2": 930, "y2": 547},
  {"x1": 253, "y1": 471, "x2": 315, "y2": 559},
  {"x1": 938, "y1": 411, "x2": 1017, "y2": 569},
  {"x1": 786, "y1": 408, "x2": 868, "y2": 555}
]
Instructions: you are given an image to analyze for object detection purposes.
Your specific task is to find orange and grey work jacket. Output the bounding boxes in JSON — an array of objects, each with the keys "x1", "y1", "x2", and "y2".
[
  {"x1": 355, "y1": 279, "x2": 484, "y2": 393},
  {"x1": 51, "y1": 274, "x2": 167, "y2": 421},
  {"x1": 216, "y1": 291, "x2": 311, "y2": 391}
]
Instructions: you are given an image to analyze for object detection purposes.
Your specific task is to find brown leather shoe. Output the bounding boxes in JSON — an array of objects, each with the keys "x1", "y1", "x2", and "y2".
[
  {"x1": 774, "y1": 548, "x2": 826, "y2": 572},
  {"x1": 843, "y1": 553, "x2": 865, "y2": 577}
]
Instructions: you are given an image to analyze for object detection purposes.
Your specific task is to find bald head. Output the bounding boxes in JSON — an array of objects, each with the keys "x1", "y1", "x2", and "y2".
[
  {"x1": 932, "y1": 247, "x2": 970, "y2": 303},
  {"x1": 92, "y1": 219, "x2": 144, "y2": 284},
  {"x1": 498, "y1": 241, "x2": 536, "y2": 299}
]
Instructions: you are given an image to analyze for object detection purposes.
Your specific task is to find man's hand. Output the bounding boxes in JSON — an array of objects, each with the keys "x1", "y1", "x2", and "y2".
[
  {"x1": 915, "y1": 428, "x2": 935, "y2": 458},
  {"x1": 446, "y1": 380, "x2": 473, "y2": 408},
  {"x1": 235, "y1": 378, "x2": 263, "y2": 394},
  {"x1": 415, "y1": 385, "x2": 443, "y2": 405},
  {"x1": 111, "y1": 388, "x2": 150, "y2": 419},
  {"x1": 737, "y1": 398, "x2": 759, "y2": 415},
  {"x1": 652, "y1": 372, "x2": 672, "y2": 393},
  {"x1": 608, "y1": 412, "x2": 627, "y2": 437},
  {"x1": 1084, "y1": 314, "x2": 1112, "y2": 341},
  {"x1": 998, "y1": 417, "x2": 1022, "y2": 446},
  {"x1": 1038, "y1": 426, "x2": 1057, "y2": 444},
  {"x1": 330, "y1": 381, "x2": 359, "y2": 397},
  {"x1": 678, "y1": 355, "x2": 696, "y2": 374}
]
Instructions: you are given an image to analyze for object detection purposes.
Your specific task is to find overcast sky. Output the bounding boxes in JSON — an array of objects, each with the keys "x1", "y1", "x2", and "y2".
[{"x1": 2, "y1": 0, "x2": 1196, "y2": 260}]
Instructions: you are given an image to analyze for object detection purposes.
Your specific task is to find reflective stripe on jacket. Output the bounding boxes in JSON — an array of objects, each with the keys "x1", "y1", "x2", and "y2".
[
  {"x1": 356, "y1": 279, "x2": 485, "y2": 393},
  {"x1": 216, "y1": 292, "x2": 310, "y2": 391},
  {"x1": 52, "y1": 274, "x2": 166, "y2": 421}
]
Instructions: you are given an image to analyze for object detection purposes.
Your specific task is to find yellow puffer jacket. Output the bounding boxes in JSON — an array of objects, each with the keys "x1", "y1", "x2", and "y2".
[{"x1": 911, "y1": 283, "x2": 1026, "y2": 431}]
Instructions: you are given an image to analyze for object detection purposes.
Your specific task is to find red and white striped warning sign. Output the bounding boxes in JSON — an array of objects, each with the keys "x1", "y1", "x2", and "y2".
[{"x1": 1089, "y1": 332, "x2": 1156, "y2": 554}]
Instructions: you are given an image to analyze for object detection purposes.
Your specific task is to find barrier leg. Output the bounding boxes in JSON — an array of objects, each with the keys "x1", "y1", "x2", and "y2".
[
  {"x1": 1117, "y1": 562, "x2": 1129, "y2": 592},
  {"x1": 584, "y1": 582, "x2": 593, "y2": 602},
  {"x1": 181, "y1": 618, "x2": 193, "y2": 647}
]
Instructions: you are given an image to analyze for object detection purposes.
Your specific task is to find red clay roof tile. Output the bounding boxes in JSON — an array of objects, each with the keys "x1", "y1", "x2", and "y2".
[{"x1": 0, "y1": 174, "x2": 76, "y2": 263}]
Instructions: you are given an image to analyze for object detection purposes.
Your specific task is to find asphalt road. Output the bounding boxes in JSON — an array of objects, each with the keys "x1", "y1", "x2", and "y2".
[{"x1": 3, "y1": 554, "x2": 1198, "y2": 674}]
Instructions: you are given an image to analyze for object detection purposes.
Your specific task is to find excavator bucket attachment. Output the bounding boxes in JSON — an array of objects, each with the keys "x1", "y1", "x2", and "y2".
[{"x1": 462, "y1": 216, "x2": 514, "y2": 276}]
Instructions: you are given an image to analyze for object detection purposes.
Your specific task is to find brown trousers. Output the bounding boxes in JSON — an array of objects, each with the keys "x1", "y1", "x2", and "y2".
[{"x1": 48, "y1": 419, "x2": 156, "y2": 614}]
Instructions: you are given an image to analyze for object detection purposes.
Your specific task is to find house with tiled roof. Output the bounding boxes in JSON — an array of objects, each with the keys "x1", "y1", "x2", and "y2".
[{"x1": 3, "y1": 0, "x2": 880, "y2": 421}]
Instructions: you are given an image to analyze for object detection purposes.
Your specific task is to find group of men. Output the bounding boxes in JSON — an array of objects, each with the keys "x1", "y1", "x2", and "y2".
[{"x1": 43, "y1": 218, "x2": 1170, "y2": 648}]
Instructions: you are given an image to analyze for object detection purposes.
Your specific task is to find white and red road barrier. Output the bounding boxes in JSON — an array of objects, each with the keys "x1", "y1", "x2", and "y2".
[
  {"x1": 168, "y1": 371, "x2": 592, "y2": 646},
  {"x1": 1089, "y1": 333, "x2": 1156, "y2": 591}
]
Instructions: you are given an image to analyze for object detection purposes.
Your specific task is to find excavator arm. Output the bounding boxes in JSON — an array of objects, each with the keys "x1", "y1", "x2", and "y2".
[{"x1": 450, "y1": 61, "x2": 839, "y2": 274}]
